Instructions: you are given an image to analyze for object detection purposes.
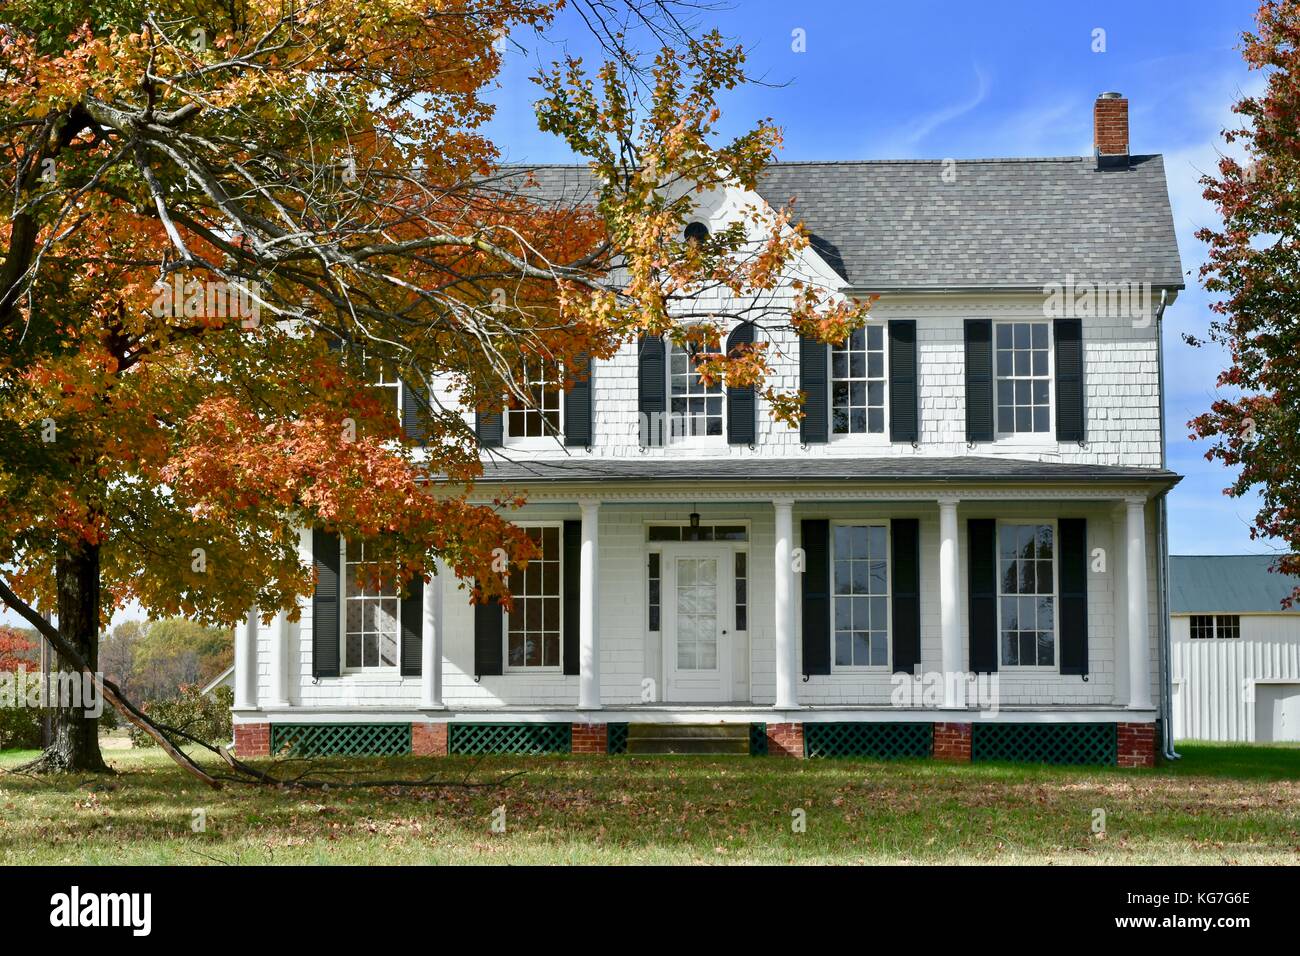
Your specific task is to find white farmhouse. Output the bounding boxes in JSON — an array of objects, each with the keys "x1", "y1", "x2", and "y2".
[{"x1": 232, "y1": 94, "x2": 1183, "y2": 767}]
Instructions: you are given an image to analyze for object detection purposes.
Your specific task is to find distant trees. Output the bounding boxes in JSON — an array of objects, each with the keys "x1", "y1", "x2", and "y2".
[{"x1": 98, "y1": 618, "x2": 232, "y2": 704}]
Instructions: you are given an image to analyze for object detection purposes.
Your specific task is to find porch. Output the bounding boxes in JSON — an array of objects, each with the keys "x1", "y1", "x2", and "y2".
[{"x1": 233, "y1": 458, "x2": 1175, "y2": 721}]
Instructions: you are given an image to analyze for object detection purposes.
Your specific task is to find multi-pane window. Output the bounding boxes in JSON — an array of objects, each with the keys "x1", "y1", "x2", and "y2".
[
  {"x1": 1190, "y1": 614, "x2": 1240, "y2": 639},
  {"x1": 647, "y1": 553, "x2": 661, "y2": 633},
  {"x1": 998, "y1": 523, "x2": 1055, "y2": 666},
  {"x1": 344, "y1": 539, "x2": 399, "y2": 670},
  {"x1": 831, "y1": 325, "x2": 886, "y2": 435},
  {"x1": 507, "y1": 526, "x2": 562, "y2": 668},
  {"x1": 361, "y1": 352, "x2": 401, "y2": 413},
  {"x1": 506, "y1": 361, "x2": 562, "y2": 440},
  {"x1": 735, "y1": 551, "x2": 748, "y2": 632},
  {"x1": 669, "y1": 342, "x2": 723, "y2": 440},
  {"x1": 995, "y1": 322, "x2": 1050, "y2": 434},
  {"x1": 832, "y1": 524, "x2": 889, "y2": 667}
]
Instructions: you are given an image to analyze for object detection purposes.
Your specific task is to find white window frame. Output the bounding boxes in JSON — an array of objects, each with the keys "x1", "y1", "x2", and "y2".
[
  {"x1": 502, "y1": 522, "x2": 565, "y2": 673},
  {"x1": 666, "y1": 338, "x2": 726, "y2": 446},
  {"x1": 339, "y1": 538, "x2": 401, "y2": 674},
  {"x1": 830, "y1": 521, "x2": 892, "y2": 671},
  {"x1": 503, "y1": 361, "x2": 564, "y2": 448},
  {"x1": 994, "y1": 320, "x2": 1054, "y2": 440},
  {"x1": 1190, "y1": 614, "x2": 1240, "y2": 639},
  {"x1": 733, "y1": 547, "x2": 749, "y2": 636},
  {"x1": 829, "y1": 324, "x2": 889, "y2": 442},
  {"x1": 995, "y1": 518, "x2": 1059, "y2": 671}
]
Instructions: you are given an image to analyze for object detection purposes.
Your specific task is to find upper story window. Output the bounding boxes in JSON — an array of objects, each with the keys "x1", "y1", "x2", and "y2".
[
  {"x1": 1190, "y1": 614, "x2": 1240, "y2": 639},
  {"x1": 361, "y1": 352, "x2": 401, "y2": 414},
  {"x1": 995, "y1": 322, "x2": 1051, "y2": 435},
  {"x1": 669, "y1": 341, "x2": 723, "y2": 441},
  {"x1": 506, "y1": 360, "x2": 562, "y2": 442},
  {"x1": 998, "y1": 522, "x2": 1056, "y2": 667},
  {"x1": 684, "y1": 221, "x2": 710, "y2": 243},
  {"x1": 831, "y1": 325, "x2": 886, "y2": 436},
  {"x1": 506, "y1": 525, "x2": 562, "y2": 669},
  {"x1": 343, "y1": 539, "x2": 399, "y2": 671},
  {"x1": 832, "y1": 523, "x2": 890, "y2": 668}
]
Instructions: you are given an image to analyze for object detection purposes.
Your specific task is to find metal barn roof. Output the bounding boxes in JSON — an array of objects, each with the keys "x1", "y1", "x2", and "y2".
[{"x1": 1169, "y1": 555, "x2": 1300, "y2": 614}]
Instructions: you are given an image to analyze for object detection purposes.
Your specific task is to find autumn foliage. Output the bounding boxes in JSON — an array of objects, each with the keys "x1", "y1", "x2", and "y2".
[
  {"x1": 1192, "y1": 0, "x2": 1300, "y2": 603},
  {"x1": 0, "y1": 1, "x2": 863, "y2": 774}
]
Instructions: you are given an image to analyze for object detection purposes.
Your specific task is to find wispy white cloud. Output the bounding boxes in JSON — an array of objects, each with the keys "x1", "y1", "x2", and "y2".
[{"x1": 899, "y1": 64, "x2": 991, "y2": 148}]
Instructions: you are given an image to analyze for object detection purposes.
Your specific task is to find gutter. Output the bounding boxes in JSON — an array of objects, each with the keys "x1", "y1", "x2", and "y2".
[{"x1": 1154, "y1": 288, "x2": 1181, "y2": 761}]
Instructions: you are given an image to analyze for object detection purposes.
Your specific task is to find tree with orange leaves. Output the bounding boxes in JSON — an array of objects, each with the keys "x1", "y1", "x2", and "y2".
[
  {"x1": 1191, "y1": 0, "x2": 1300, "y2": 604},
  {"x1": 0, "y1": 1, "x2": 865, "y2": 781}
]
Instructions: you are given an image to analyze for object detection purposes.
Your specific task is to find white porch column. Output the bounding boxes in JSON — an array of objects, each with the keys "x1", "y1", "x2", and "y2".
[
  {"x1": 234, "y1": 608, "x2": 258, "y2": 710},
  {"x1": 421, "y1": 564, "x2": 444, "y2": 709},
  {"x1": 1111, "y1": 504, "x2": 1131, "y2": 706},
  {"x1": 773, "y1": 497, "x2": 800, "y2": 710},
  {"x1": 1125, "y1": 496, "x2": 1153, "y2": 710},
  {"x1": 265, "y1": 609, "x2": 290, "y2": 708},
  {"x1": 578, "y1": 498, "x2": 601, "y2": 710},
  {"x1": 938, "y1": 497, "x2": 965, "y2": 708}
]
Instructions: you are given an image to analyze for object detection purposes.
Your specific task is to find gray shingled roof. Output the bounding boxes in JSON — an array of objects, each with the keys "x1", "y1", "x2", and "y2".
[
  {"x1": 466, "y1": 456, "x2": 1180, "y2": 485},
  {"x1": 493, "y1": 156, "x2": 1184, "y2": 291},
  {"x1": 1170, "y1": 555, "x2": 1300, "y2": 614}
]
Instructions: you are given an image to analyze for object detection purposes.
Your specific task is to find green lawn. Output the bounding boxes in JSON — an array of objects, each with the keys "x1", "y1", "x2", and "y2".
[{"x1": 1, "y1": 743, "x2": 1297, "y2": 864}]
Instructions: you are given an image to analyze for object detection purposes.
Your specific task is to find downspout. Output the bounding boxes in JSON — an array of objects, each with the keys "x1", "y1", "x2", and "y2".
[{"x1": 1154, "y1": 288, "x2": 1180, "y2": 760}]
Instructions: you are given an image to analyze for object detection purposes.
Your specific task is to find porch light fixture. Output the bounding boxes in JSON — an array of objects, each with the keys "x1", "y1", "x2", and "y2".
[{"x1": 689, "y1": 509, "x2": 701, "y2": 531}]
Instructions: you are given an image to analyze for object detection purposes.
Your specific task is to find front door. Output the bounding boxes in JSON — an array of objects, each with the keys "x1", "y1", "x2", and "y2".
[{"x1": 663, "y1": 546, "x2": 733, "y2": 701}]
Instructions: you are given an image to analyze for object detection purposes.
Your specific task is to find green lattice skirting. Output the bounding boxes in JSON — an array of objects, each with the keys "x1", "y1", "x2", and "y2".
[
  {"x1": 270, "y1": 723, "x2": 412, "y2": 757},
  {"x1": 971, "y1": 722, "x2": 1117, "y2": 765},
  {"x1": 606, "y1": 723, "x2": 629, "y2": 755},
  {"x1": 448, "y1": 723, "x2": 572, "y2": 755},
  {"x1": 803, "y1": 722, "x2": 933, "y2": 759},
  {"x1": 749, "y1": 722, "x2": 768, "y2": 756}
]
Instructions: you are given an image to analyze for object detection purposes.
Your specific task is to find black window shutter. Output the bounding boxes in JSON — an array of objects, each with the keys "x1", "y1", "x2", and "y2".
[
  {"x1": 799, "y1": 335, "x2": 829, "y2": 443},
  {"x1": 964, "y1": 319, "x2": 994, "y2": 443},
  {"x1": 726, "y1": 322, "x2": 757, "y2": 445},
  {"x1": 800, "y1": 519, "x2": 831, "y2": 676},
  {"x1": 1054, "y1": 318, "x2": 1085, "y2": 442},
  {"x1": 401, "y1": 379, "x2": 430, "y2": 445},
  {"x1": 399, "y1": 576, "x2": 423, "y2": 677},
  {"x1": 473, "y1": 596, "x2": 503, "y2": 677},
  {"x1": 564, "y1": 353, "x2": 593, "y2": 447},
  {"x1": 637, "y1": 335, "x2": 666, "y2": 446},
  {"x1": 891, "y1": 518, "x2": 921, "y2": 675},
  {"x1": 475, "y1": 408, "x2": 502, "y2": 447},
  {"x1": 311, "y1": 528, "x2": 341, "y2": 678},
  {"x1": 1058, "y1": 517, "x2": 1089, "y2": 676},
  {"x1": 562, "y1": 520, "x2": 581, "y2": 676},
  {"x1": 968, "y1": 518, "x2": 998, "y2": 673},
  {"x1": 888, "y1": 320, "x2": 918, "y2": 443}
]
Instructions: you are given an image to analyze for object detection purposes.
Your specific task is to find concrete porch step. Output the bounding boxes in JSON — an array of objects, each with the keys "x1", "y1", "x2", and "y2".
[{"x1": 625, "y1": 723, "x2": 751, "y2": 755}]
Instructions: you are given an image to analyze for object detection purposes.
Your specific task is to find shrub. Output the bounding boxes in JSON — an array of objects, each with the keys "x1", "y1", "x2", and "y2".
[
  {"x1": 131, "y1": 685, "x2": 233, "y2": 749},
  {"x1": 0, "y1": 671, "x2": 42, "y2": 750}
]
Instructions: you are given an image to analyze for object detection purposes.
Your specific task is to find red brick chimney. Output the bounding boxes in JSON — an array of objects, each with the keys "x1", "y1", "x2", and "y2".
[{"x1": 1094, "y1": 92, "x2": 1129, "y2": 166}]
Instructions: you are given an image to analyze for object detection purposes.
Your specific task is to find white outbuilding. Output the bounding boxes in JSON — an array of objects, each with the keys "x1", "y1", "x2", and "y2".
[{"x1": 1171, "y1": 555, "x2": 1300, "y2": 742}]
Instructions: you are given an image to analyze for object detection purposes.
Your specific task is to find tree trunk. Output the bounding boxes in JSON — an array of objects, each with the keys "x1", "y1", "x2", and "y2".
[{"x1": 30, "y1": 541, "x2": 110, "y2": 773}]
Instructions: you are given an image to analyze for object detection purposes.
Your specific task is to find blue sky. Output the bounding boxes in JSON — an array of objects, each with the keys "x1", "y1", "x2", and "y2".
[{"x1": 487, "y1": 0, "x2": 1274, "y2": 557}]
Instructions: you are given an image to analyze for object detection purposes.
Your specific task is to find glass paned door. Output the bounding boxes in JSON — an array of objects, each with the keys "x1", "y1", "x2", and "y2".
[
  {"x1": 675, "y1": 556, "x2": 719, "y2": 671},
  {"x1": 663, "y1": 546, "x2": 732, "y2": 701}
]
